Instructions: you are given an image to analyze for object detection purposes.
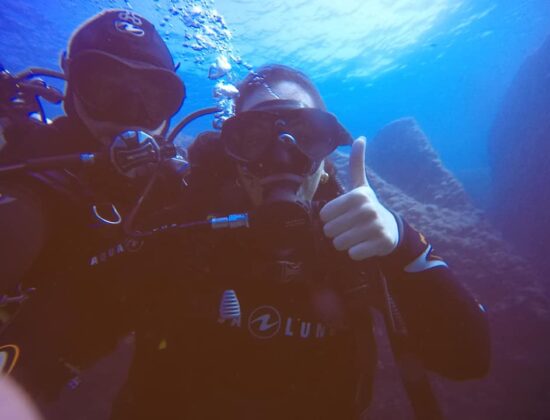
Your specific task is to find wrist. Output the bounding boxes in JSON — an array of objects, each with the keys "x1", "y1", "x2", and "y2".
[{"x1": 380, "y1": 212, "x2": 428, "y2": 270}]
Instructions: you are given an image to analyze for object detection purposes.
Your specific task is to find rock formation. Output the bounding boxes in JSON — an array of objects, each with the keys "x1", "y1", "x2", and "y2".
[
  {"x1": 365, "y1": 117, "x2": 472, "y2": 211},
  {"x1": 488, "y1": 35, "x2": 550, "y2": 275}
]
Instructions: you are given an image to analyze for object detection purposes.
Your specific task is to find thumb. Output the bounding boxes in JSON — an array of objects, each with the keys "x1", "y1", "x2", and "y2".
[{"x1": 350, "y1": 136, "x2": 368, "y2": 189}]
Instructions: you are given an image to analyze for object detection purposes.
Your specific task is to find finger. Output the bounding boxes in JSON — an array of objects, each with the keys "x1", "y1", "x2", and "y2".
[
  {"x1": 320, "y1": 193, "x2": 352, "y2": 223},
  {"x1": 332, "y1": 224, "x2": 375, "y2": 251},
  {"x1": 348, "y1": 240, "x2": 382, "y2": 261},
  {"x1": 319, "y1": 188, "x2": 369, "y2": 223},
  {"x1": 323, "y1": 203, "x2": 376, "y2": 238},
  {"x1": 350, "y1": 136, "x2": 368, "y2": 189}
]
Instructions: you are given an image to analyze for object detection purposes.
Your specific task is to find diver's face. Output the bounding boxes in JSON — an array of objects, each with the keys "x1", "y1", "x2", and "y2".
[{"x1": 236, "y1": 82, "x2": 326, "y2": 206}]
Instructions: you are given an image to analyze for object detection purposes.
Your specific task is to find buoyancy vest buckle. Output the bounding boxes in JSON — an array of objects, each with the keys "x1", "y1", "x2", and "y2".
[{"x1": 92, "y1": 203, "x2": 122, "y2": 225}]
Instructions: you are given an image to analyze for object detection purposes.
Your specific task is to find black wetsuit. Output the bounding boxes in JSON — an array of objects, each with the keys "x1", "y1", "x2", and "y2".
[{"x1": 0, "y1": 125, "x2": 490, "y2": 419}]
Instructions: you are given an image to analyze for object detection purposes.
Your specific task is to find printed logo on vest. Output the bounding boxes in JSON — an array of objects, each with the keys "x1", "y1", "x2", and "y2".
[
  {"x1": 218, "y1": 303, "x2": 338, "y2": 341},
  {"x1": 89, "y1": 238, "x2": 144, "y2": 266},
  {"x1": 247, "y1": 306, "x2": 281, "y2": 339},
  {"x1": 276, "y1": 260, "x2": 303, "y2": 283}
]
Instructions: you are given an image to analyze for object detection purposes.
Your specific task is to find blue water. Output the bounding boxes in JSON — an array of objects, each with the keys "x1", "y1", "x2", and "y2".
[{"x1": 1, "y1": 0, "x2": 549, "y2": 206}]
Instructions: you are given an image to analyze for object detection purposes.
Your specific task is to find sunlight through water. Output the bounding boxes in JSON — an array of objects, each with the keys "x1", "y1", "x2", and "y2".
[{"x1": 123, "y1": 0, "x2": 471, "y2": 81}]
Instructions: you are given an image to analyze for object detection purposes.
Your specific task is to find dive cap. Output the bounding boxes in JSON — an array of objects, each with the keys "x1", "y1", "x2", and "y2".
[{"x1": 68, "y1": 9, "x2": 176, "y2": 71}]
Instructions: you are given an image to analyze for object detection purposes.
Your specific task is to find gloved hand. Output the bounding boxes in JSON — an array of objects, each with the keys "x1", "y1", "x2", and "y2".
[{"x1": 320, "y1": 136, "x2": 399, "y2": 261}]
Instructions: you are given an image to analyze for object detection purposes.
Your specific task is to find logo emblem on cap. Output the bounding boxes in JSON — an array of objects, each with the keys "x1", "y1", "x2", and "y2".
[
  {"x1": 115, "y1": 11, "x2": 145, "y2": 38},
  {"x1": 115, "y1": 21, "x2": 146, "y2": 37}
]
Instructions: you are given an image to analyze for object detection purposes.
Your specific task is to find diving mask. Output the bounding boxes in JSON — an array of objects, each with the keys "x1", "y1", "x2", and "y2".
[
  {"x1": 220, "y1": 100, "x2": 352, "y2": 176},
  {"x1": 69, "y1": 51, "x2": 185, "y2": 129}
]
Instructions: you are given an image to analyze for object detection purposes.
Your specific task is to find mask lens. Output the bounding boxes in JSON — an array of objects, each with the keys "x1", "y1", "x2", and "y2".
[
  {"x1": 289, "y1": 108, "x2": 352, "y2": 160},
  {"x1": 69, "y1": 52, "x2": 185, "y2": 128},
  {"x1": 138, "y1": 71, "x2": 185, "y2": 123},
  {"x1": 221, "y1": 112, "x2": 276, "y2": 162}
]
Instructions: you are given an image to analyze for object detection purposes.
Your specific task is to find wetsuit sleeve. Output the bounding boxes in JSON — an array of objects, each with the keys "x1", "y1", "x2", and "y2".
[
  {"x1": 377, "y1": 214, "x2": 491, "y2": 380},
  {"x1": 0, "y1": 183, "x2": 46, "y2": 293}
]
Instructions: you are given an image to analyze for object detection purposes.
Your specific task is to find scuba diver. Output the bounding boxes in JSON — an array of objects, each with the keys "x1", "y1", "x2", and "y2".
[
  {"x1": 0, "y1": 8, "x2": 187, "y2": 406},
  {"x1": 106, "y1": 64, "x2": 491, "y2": 419}
]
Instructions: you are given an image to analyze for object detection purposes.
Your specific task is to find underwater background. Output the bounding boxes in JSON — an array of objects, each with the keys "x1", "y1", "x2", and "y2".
[
  {"x1": 1, "y1": 0, "x2": 550, "y2": 419},
  {"x1": 2, "y1": 0, "x2": 550, "y2": 207}
]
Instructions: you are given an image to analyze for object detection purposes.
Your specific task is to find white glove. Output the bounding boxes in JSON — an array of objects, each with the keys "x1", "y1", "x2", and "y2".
[{"x1": 320, "y1": 136, "x2": 399, "y2": 261}]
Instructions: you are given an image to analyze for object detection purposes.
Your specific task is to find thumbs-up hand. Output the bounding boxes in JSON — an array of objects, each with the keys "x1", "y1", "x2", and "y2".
[{"x1": 320, "y1": 136, "x2": 399, "y2": 261}]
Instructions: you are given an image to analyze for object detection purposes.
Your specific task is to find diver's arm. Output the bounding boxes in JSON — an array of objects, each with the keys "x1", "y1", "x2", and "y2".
[
  {"x1": 0, "y1": 182, "x2": 46, "y2": 293},
  {"x1": 320, "y1": 136, "x2": 489, "y2": 379},
  {"x1": 0, "y1": 181, "x2": 132, "y2": 402},
  {"x1": 378, "y1": 215, "x2": 491, "y2": 380}
]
